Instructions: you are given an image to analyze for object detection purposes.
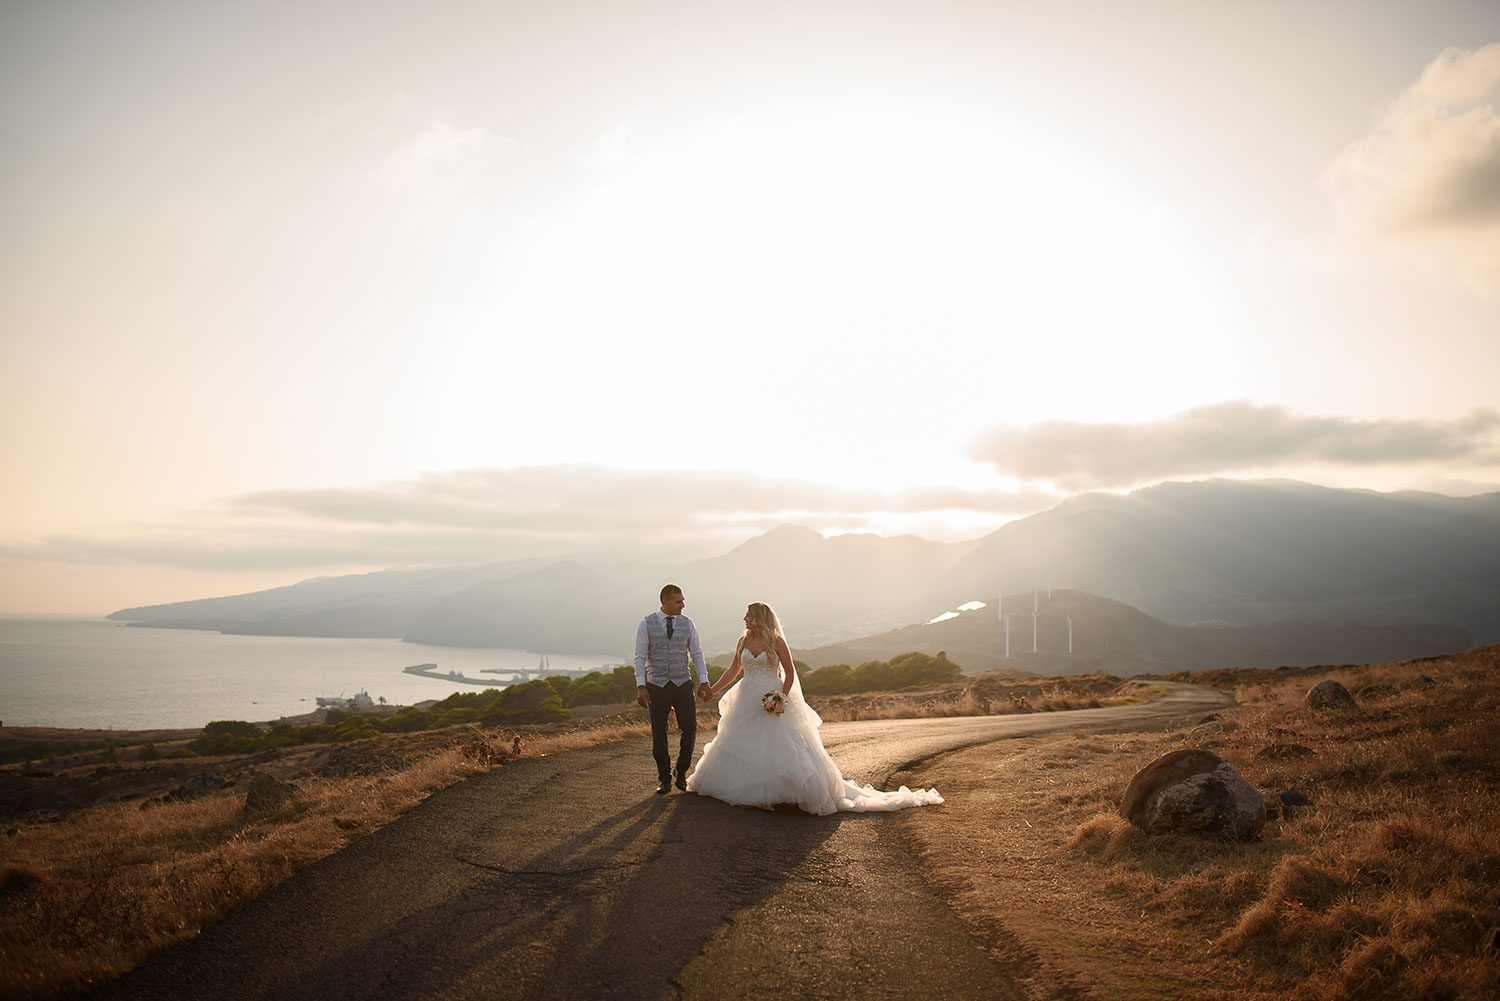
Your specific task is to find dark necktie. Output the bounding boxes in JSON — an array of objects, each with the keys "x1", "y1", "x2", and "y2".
[{"x1": 665, "y1": 615, "x2": 675, "y2": 639}]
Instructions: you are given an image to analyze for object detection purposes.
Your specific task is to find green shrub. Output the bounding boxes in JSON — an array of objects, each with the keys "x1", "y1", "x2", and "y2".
[
  {"x1": 494, "y1": 679, "x2": 569, "y2": 723},
  {"x1": 803, "y1": 663, "x2": 855, "y2": 695},
  {"x1": 203, "y1": 720, "x2": 261, "y2": 739},
  {"x1": 800, "y1": 652, "x2": 963, "y2": 696}
]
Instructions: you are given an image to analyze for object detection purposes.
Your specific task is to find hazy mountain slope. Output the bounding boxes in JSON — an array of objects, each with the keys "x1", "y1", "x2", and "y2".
[
  {"x1": 401, "y1": 526, "x2": 978, "y2": 654},
  {"x1": 107, "y1": 562, "x2": 556, "y2": 637},
  {"x1": 799, "y1": 589, "x2": 1473, "y2": 675},
  {"x1": 931, "y1": 480, "x2": 1500, "y2": 643}
]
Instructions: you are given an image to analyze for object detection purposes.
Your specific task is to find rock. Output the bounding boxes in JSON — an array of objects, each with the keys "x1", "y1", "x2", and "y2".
[
  {"x1": 0, "y1": 867, "x2": 42, "y2": 899},
  {"x1": 1121, "y1": 749, "x2": 1265, "y2": 840},
  {"x1": 1193, "y1": 721, "x2": 1223, "y2": 735},
  {"x1": 1262, "y1": 787, "x2": 1313, "y2": 820},
  {"x1": 145, "y1": 772, "x2": 229, "y2": 808},
  {"x1": 1403, "y1": 674, "x2": 1437, "y2": 691},
  {"x1": 1279, "y1": 789, "x2": 1312, "y2": 809},
  {"x1": 1307, "y1": 679, "x2": 1356, "y2": 710},
  {"x1": 1258, "y1": 742, "x2": 1315, "y2": 760},
  {"x1": 241, "y1": 772, "x2": 298, "y2": 818},
  {"x1": 1357, "y1": 684, "x2": 1399, "y2": 701}
]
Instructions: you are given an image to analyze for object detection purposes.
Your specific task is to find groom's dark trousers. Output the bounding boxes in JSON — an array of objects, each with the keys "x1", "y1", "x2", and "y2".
[{"x1": 645, "y1": 680, "x2": 697, "y2": 782}]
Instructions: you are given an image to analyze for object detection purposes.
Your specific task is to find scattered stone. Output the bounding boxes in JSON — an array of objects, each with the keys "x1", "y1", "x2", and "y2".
[
  {"x1": 1262, "y1": 787, "x2": 1313, "y2": 820},
  {"x1": 1307, "y1": 679, "x2": 1356, "y2": 710},
  {"x1": 142, "y1": 772, "x2": 229, "y2": 808},
  {"x1": 241, "y1": 771, "x2": 299, "y2": 819},
  {"x1": 1258, "y1": 742, "x2": 1316, "y2": 760},
  {"x1": 0, "y1": 867, "x2": 42, "y2": 900},
  {"x1": 1357, "y1": 684, "x2": 1399, "y2": 701},
  {"x1": 1403, "y1": 674, "x2": 1438, "y2": 691},
  {"x1": 1121, "y1": 749, "x2": 1266, "y2": 840},
  {"x1": 307, "y1": 744, "x2": 406, "y2": 778},
  {"x1": 1193, "y1": 721, "x2": 1223, "y2": 735}
]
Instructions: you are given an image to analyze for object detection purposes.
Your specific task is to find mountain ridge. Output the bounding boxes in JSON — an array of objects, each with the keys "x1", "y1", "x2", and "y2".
[{"x1": 108, "y1": 479, "x2": 1500, "y2": 663}]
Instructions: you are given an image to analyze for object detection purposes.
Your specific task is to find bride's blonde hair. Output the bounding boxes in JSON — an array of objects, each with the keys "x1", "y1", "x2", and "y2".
[{"x1": 742, "y1": 602, "x2": 782, "y2": 655}]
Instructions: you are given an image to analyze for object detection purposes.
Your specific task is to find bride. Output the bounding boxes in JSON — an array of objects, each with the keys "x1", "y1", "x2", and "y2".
[{"x1": 687, "y1": 601, "x2": 943, "y2": 815}]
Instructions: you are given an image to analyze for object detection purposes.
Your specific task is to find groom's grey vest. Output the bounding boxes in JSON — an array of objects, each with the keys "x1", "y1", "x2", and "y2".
[{"x1": 642, "y1": 614, "x2": 695, "y2": 686}]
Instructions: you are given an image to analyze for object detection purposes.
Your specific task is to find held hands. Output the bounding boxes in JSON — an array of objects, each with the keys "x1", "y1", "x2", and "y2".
[{"x1": 697, "y1": 683, "x2": 713, "y2": 702}]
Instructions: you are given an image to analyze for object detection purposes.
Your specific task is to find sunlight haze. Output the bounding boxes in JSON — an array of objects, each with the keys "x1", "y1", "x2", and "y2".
[{"x1": 2, "y1": 0, "x2": 1497, "y2": 613}]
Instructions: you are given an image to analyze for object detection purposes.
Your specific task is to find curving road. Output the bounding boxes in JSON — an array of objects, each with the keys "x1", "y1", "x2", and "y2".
[{"x1": 92, "y1": 683, "x2": 1231, "y2": 1001}]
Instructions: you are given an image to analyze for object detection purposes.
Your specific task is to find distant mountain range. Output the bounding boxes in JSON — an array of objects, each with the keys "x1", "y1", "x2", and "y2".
[{"x1": 110, "y1": 479, "x2": 1500, "y2": 671}]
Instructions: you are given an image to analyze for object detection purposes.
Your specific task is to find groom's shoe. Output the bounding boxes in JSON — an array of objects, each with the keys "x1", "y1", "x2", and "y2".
[
  {"x1": 656, "y1": 779, "x2": 672, "y2": 795},
  {"x1": 674, "y1": 774, "x2": 687, "y2": 791}
]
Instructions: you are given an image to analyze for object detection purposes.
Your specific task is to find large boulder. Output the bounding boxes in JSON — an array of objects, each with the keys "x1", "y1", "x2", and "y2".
[
  {"x1": 1121, "y1": 749, "x2": 1265, "y2": 840},
  {"x1": 1306, "y1": 679, "x2": 1356, "y2": 709}
]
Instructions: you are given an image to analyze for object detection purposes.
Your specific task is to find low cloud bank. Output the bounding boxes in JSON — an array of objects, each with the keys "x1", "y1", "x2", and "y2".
[
  {"x1": 234, "y1": 467, "x2": 1054, "y2": 530},
  {"x1": 966, "y1": 402, "x2": 1500, "y2": 491},
  {"x1": 1, "y1": 469, "x2": 1059, "y2": 573}
]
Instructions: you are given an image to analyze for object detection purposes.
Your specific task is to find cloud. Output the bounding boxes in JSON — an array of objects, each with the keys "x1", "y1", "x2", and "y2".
[
  {"x1": 235, "y1": 466, "x2": 1056, "y2": 531},
  {"x1": 1, "y1": 468, "x2": 1059, "y2": 573},
  {"x1": 965, "y1": 402, "x2": 1500, "y2": 491},
  {"x1": 1330, "y1": 43, "x2": 1500, "y2": 287},
  {"x1": 370, "y1": 118, "x2": 518, "y2": 195}
]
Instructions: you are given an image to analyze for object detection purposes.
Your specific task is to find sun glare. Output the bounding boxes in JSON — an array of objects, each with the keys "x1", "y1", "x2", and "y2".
[{"x1": 437, "y1": 96, "x2": 1245, "y2": 486}]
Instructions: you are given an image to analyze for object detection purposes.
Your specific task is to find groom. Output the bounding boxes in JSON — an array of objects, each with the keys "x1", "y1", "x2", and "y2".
[{"x1": 634, "y1": 583, "x2": 712, "y2": 794}]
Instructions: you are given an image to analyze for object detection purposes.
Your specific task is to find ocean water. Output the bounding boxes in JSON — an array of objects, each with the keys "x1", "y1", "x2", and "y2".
[{"x1": 0, "y1": 617, "x2": 624, "y2": 731}]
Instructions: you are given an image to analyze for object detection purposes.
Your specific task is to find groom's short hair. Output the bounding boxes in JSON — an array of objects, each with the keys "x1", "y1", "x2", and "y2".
[{"x1": 660, "y1": 583, "x2": 682, "y2": 601}]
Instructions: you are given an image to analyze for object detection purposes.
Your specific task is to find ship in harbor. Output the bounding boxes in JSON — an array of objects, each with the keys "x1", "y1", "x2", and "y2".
[{"x1": 315, "y1": 689, "x2": 376, "y2": 709}]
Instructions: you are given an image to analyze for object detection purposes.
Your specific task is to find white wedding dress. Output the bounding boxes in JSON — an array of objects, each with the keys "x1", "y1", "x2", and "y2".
[{"x1": 687, "y1": 647, "x2": 944, "y2": 816}]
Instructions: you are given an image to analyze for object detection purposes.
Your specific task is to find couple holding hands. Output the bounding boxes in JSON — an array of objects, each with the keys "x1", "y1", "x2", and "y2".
[{"x1": 633, "y1": 584, "x2": 942, "y2": 816}]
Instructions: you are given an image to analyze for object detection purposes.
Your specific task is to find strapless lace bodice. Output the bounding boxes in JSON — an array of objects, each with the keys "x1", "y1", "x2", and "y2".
[{"x1": 740, "y1": 648, "x2": 785, "y2": 689}]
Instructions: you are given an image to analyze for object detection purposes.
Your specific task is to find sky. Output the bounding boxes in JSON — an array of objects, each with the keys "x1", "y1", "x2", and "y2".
[{"x1": 2, "y1": 0, "x2": 1498, "y2": 614}]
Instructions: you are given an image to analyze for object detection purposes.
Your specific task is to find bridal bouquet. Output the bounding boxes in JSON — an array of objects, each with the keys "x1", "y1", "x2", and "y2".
[{"x1": 761, "y1": 691, "x2": 786, "y2": 717}]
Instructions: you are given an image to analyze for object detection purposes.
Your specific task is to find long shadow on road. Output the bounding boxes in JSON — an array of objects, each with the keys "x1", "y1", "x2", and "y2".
[
  {"x1": 93, "y1": 743, "x2": 846, "y2": 1001},
  {"x1": 293, "y1": 793, "x2": 846, "y2": 1001}
]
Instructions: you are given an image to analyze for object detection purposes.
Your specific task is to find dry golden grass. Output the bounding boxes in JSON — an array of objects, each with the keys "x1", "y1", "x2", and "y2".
[
  {"x1": 0, "y1": 720, "x2": 651, "y2": 1000},
  {"x1": 811, "y1": 674, "x2": 1143, "y2": 721},
  {"x1": 894, "y1": 645, "x2": 1500, "y2": 1001}
]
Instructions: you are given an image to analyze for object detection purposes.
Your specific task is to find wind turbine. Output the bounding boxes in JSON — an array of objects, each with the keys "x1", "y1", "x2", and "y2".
[{"x1": 1032, "y1": 586, "x2": 1039, "y2": 652}]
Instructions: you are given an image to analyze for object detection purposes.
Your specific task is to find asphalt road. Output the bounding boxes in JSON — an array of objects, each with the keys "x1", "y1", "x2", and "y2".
[{"x1": 91, "y1": 683, "x2": 1232, "y2": 1001}]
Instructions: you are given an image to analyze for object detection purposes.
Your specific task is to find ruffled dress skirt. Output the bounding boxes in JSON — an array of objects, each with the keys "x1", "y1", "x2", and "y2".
[{"x1": 687, "y1": 661, "x2": 943, "y2": 816}]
